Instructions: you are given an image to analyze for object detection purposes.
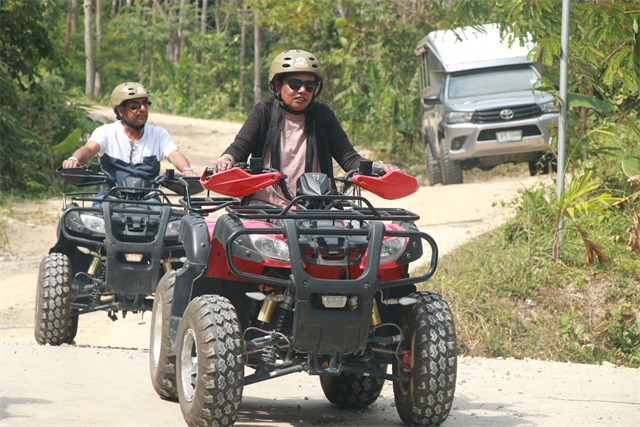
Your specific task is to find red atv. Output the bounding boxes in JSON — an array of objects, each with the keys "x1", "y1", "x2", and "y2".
[{"x1": 149, "y1": 159, "x2": 457, "y2": 426}]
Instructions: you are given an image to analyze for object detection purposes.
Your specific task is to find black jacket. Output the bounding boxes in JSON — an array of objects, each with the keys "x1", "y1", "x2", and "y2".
[{"x1": 223, "y1": 98, "x2": 366, "y2": 184}]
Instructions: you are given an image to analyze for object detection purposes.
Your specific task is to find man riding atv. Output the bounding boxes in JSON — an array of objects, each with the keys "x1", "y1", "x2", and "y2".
[
  {"x1": 34, "y1": 83, "x2": 201, "y2": 346},
  {"x1": 62, "y1": 82, "x2": 196, "y2": 184}
]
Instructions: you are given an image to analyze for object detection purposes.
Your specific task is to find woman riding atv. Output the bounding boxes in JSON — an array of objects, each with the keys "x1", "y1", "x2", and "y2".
[{"x1": 211, "y1": 49, "x2": 400, "y2": 206}]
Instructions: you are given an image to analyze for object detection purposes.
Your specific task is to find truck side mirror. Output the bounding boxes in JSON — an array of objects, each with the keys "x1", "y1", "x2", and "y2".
[{"x1": 423, "y1": 94, "x2": 442, "y2": 105}]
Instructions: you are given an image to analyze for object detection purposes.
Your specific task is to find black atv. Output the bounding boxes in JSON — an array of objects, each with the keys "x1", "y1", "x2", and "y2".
[
  {"x1": 150, "y1": 159, "x2": 457, "y2": 426},
  {"x1": 34, "y1": 164, "x2": 203, "y2": 346}
]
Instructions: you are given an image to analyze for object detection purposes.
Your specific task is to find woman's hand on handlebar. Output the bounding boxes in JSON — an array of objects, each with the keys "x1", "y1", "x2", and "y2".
[
  {"x1": 373, "y1": 160, "x2": 401, "y2": 174},
  {"x1": 212, "y1": 154, "x2": 236, "y2": 173}
]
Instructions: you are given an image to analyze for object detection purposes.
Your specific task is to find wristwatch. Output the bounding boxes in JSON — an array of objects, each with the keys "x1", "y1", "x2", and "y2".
[{"x1": 183, "y1": 167, "x2": 193, "y2": 171}]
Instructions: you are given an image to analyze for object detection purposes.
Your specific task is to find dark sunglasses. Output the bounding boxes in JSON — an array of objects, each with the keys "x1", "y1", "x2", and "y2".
[
  {"x1": 284, "y1": 78, "x2": 319, "y2": 93},
  {"x1": 127, "y1": 100, "x2": 152, "y2": 110}
]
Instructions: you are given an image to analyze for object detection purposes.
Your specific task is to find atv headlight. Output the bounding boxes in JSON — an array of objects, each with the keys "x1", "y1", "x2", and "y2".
[
  {"x1": 80, "y1": 214, "x2": 105, "y2": 234},
  {"x1": 380, "y1": 237, "x2": 407, "y2": 264},
  {"x1": 165, "y1": 220, "x2": 181, "y2": 237},
  {"x1": 249, "y1": 234, "x2": 290, "y2": 262},
  {"x1": 444, "y1": 111, "x2": 473, "y2": 124},
  {"x1": 540, "y1": 100, "x2": 559, "y2": 113}
]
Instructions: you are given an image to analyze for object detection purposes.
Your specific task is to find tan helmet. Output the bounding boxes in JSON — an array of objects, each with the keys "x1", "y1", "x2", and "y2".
[
  {"x1": 111, "y1": 82, "x2": 152, "y2": 111},
  {"x1": 269, "y1": 50, "x2": 322, "y2": 83}
]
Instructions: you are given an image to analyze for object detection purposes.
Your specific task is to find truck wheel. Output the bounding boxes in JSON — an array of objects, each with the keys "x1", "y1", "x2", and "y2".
[
  {"x1": 177, "y1": 295, "x2": 244, "y2": 427},
  {"x1": 150, "y1": 270, "x2": 178, "y2": 401},
  {"x1": 424, "y1": 142, "x2": 442, "y2": 186},
  {"x1": 528, "y1": 152, "x2": 555, "y2": 176},
  {"x1": 34, "y1": 253, "x2": 75, "y2": 346},
  {"x1": 439, "y1": 138, "x2": 463, "y2": 185},
  {"x1": 320, "y1": 364, "x2": 387, "y2": 408},
  {"x1": 393, "y1": 291, "x2": 457, "y2": 426}
]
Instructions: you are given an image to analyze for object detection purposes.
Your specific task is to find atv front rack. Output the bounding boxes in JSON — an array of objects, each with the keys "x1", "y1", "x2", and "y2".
[{"x1": 180, "y1": 192, "x2": 420, "y2": 222}]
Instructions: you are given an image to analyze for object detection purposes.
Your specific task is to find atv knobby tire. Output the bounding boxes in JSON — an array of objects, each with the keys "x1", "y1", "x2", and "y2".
[
  {"x1": 320, "y1": 364, "x2": 387, "y2": 408},
  {"x1": 393, "y1": 291, "x2": 457, "y2": 426},
  {"x1": 177, "y1": 295, "x2": 245, "y2": 427},
  {"x1": 150, "y1": 270, "x2": 178, "y2": 401},
  {"x1": 34, "y1": 253, "x2": 76, "y2": 345}
]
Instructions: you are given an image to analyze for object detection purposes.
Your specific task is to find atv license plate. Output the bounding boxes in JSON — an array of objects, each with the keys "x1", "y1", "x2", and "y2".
[
  {"x1": 322, "y1": 295, "x2": 347, "y2": 308},
  {"x1": 496, "y1": 130, "x2": 522, "y2": 143}
]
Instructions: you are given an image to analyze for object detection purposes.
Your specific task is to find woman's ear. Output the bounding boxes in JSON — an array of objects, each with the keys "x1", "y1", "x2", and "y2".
[{"x1": 274, "y1": 80, "x2": 282, "y2": 97}]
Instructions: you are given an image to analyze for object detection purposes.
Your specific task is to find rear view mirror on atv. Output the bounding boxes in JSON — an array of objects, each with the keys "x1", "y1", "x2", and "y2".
[
  {"x1": 149, "y1": 159, "x2": 458, "y2": 427},
  {"x1": 34, "y1": 165, "x2": 201, "y2": 346}
]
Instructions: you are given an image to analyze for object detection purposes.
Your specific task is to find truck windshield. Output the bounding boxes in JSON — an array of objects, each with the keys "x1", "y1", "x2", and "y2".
[{"x1": 448, "y1": 66, "x2": 538, "y2": 99}]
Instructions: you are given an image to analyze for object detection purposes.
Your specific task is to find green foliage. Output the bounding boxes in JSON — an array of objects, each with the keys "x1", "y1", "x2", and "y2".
[
  {"x1": 0, "y1": 1, "x2": 99, "y2": 198},
  {"x1": 420, "y1": 108, "x2": 640, "y2": 366},
  {"x1": 423, "y1": 223, "x2": 640, "y2": 366}
]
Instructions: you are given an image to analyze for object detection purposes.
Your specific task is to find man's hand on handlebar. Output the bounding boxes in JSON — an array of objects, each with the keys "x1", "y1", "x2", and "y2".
[
  {"x1": 212, "y1": 154, "x2": 236, "y2": 174},
  {"x1": 62, "y1": 158, "x2": 81, "y2": 168}
]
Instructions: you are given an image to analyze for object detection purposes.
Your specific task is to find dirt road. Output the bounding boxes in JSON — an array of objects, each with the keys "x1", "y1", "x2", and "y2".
[{"x1": 1, "y1": 108, "x2": 639, "y2": 426}]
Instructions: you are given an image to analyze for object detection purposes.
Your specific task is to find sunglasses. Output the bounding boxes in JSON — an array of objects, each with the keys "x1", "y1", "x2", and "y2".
[
  {"x1": 284, "y1": 78, "x2": 319, "y2": 93},
  {"x1": 127, "y1": 100, "x2": 152, "y2": 110}
]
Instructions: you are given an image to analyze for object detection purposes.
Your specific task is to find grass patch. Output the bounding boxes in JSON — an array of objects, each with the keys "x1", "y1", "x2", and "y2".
[{"x1": 419, "y1": 214, "x2": 640, "y2": 367}]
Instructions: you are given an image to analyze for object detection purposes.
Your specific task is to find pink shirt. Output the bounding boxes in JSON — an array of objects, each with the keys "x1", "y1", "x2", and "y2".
[{"x1": 252, "y1": 112, "x2": 320, "y2": 207}]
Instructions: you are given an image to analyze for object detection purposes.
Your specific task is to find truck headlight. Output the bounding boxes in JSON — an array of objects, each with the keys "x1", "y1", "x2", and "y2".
[
  {"x1": 444, "y1": 111, "x2": 474, "y2": 124},
  {"x1": 80, "y1": 214, "x2": 105, "y2": 234},
  {"x1": 165, "y1": 220, "x2": 181, "y2": 237},
  {"x1": 380, "y1": 237, "x2": 407, "y2": 264},
  {"x1": 249, "y1": 235, "x2": 290, "y2": 262},
  {"x1": 540, "y1": 100, "x2": 559, "y2": 113}
]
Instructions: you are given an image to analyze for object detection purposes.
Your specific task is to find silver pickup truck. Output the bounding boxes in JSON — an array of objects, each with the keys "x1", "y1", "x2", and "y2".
[{"x1": 415, "y1": 24, "x2": 559, "y2": 185}]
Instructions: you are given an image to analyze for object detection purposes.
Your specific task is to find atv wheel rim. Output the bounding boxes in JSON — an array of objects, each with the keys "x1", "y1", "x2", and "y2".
[
  {"x1": 397, "y1": 327, "x2": 413, "y2": 396},
  {"x1": 152, "y1": 301, "x2": 162, "y2": 367},
  {"x1": 180, "y1": 328, "x2": 198, "y2": 402}
]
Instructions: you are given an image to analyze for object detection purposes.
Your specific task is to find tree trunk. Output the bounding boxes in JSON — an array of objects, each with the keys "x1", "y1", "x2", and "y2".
[
  {"x1": 214, "y1": 0, "x2": 220, "y2": 34},
  {"x1": 93, "y1": 0, "x2": 102, "y2": 99},
  {"x1": 72, "y1": 0, "x2": 78, "y2": 32},
  {"x1": 150, "y1": 57, "x2": 155, "y2": 87},
  {"x1": 93, "y1": 12, "x2": 102, "y2": 101},
  {"x1": 84, "y1": 0, "x2": 94, "y2": 96},
  {"x1": 94, "y1": 73, "x2": 102, "y2": 100},
  {"x1": 127, "y1": 0, "x2": 133, "y2": 7},
  {"x1": 193, "y1": 79, "x2": 197, "y2": 101},
  {"x1": 201, "y1": 0, "x2": 208, "y2": 34},
  {"x1": 64, "y1": 11, "x2": 71, "y2": 54},
  {"x1": 111, "y1": 0, "x2": 117, "y2": 20},
  {"x1": 239, "y1": 10, "x2": 246, "y2": 109},
  {"x1": 139, "y1": 51, "x2": 145, "y2": 81},
  {"x1": 253, "y1": 11, "x2": 261, "y2": 104},
  {"x1": 177, "y1": 0, "x2": 187, "y2": 64},
  {"x1": 194, "y1": 0, "x2": 198, "y2": 29}
]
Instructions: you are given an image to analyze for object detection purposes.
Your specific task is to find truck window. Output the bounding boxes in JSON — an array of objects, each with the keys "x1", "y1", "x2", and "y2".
[{"x1": 448, "y1": 65, "x2": 539, "y2": 99}]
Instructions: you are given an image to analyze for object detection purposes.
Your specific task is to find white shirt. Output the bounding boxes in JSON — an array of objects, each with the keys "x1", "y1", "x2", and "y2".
[{"x1": 89, "y1": 121, "x2": 178, "y2": 165}]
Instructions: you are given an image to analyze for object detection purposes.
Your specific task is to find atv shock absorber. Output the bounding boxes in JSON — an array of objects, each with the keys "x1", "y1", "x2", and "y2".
[
  {"x1": 273, "y1": 294, "x2": 294, "y2": 335},
  {"x1": 88, "y1": 256, "x2": 101, "y2": 276},
  {"x1": 260, "y1": 294, "x2": 294, "y2": 365}
]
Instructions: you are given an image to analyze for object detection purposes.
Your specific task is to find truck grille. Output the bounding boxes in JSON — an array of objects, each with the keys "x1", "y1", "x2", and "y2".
[
  {"x1": 477, "y1": 125, "x2": 542, "y2": 141},
  {"x1": 473, "y1": 104, "x2": 541, "y2": 123}
]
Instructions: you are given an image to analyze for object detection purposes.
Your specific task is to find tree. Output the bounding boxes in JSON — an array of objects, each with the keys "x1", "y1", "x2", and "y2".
[
  {"x1": 94, "y1": 0, "x2": 102, "y2": 99},
  {"x1": 253, "y1": 10, "x2": 261, "y2": 104},
  {"x1": 84, "y1": 0, "x2": 94, "y2": 96},
  {"x1": 239, "y1": 8, "x2": 246, "y2": 109}
]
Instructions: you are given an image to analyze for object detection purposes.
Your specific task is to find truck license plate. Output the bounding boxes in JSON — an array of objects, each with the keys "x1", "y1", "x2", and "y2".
[{"x1": 496, "y1": 130, "x2": 522, "y2": 143}]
